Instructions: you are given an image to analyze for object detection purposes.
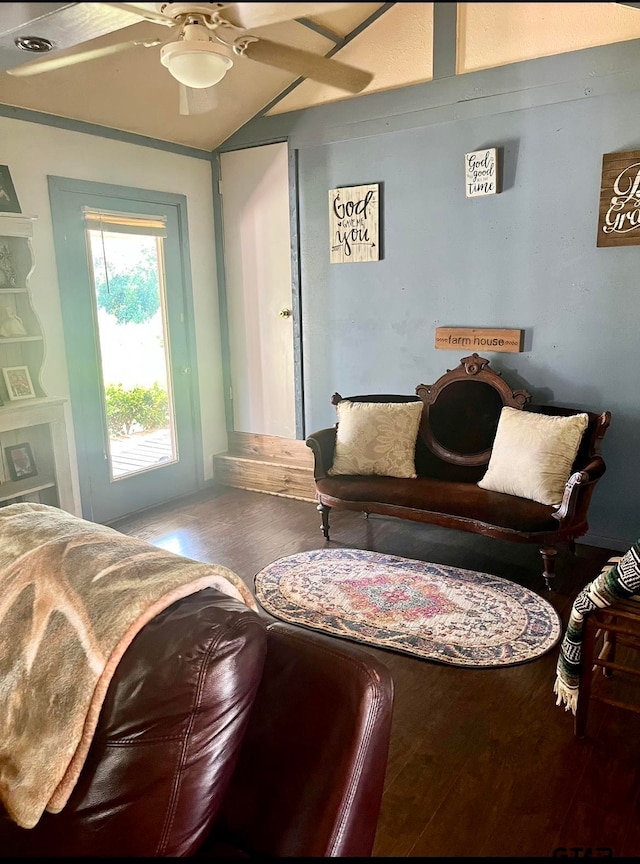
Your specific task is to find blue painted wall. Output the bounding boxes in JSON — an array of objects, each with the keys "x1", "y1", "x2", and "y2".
[{"x1": 221, "y1": 37, "x2": 640, "y2": 551}]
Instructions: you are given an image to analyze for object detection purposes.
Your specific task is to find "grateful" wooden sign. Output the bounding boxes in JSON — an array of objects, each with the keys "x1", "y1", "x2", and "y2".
[{"x1": 597, "y1": 150, "x2": 640, "y2": 247}]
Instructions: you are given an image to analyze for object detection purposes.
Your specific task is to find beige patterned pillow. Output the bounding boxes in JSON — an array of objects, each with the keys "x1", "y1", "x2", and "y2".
[
  {"x1": 328, "y1": 400, "x2": 423, "y2": 478},
  {"x1": 477, "y1": 407, "x2": 589, "y2": 506}
]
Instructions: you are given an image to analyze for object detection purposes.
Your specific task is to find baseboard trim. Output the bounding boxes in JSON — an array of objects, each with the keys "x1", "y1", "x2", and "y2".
[{"x1": 579, "y1": 533, "x2": 629, "y2": 552}]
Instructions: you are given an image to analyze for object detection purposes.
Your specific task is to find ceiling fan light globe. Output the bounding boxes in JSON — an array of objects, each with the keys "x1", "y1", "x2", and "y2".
[{"x1": 160, "y1": 41, "x2": 233, "y2": 88}]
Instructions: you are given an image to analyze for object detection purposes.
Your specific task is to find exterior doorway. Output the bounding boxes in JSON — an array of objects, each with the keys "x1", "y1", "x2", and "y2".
[{"x1": 49, "y1": 177, "x2": 202, "y2": 524}]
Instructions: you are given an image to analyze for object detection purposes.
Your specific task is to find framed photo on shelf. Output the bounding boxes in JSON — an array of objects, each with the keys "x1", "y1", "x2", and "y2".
[
  {"x1": 2, "y1": 365, "x2": 35, "y2": 401},
  {"x1": 0, "y1": 165, "x2": 21, "y2": 214},
  {"x1": 4, "y1": 442, "x2": 37, "y2": 481}
]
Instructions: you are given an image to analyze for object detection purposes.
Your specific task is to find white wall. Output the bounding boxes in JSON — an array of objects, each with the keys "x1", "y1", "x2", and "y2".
[{"x1": 0, "y1": 116, "x2": 226, "y2": 511}]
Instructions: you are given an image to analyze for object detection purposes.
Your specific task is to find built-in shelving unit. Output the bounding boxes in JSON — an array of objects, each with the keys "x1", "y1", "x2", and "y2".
[
  {"x1": 0, "y1": 214, "x2": 46, "y2": 397},
  {"x1": 0, "y1": 214, "x2": 74, "y2": 511}
]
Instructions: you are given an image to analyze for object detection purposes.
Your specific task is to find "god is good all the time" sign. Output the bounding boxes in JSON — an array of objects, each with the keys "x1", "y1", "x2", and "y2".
[{"x1": 464, "y1": 148, "x2": 498, "y2": 198}]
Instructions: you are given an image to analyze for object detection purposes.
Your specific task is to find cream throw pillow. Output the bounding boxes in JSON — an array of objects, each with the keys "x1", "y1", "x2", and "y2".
[
  {"x1": 328, "y1": 400, "x2": 423, "y2": 478},
  {"x1": 477, "y1": 407, "x2": 589, "y2": 506}
]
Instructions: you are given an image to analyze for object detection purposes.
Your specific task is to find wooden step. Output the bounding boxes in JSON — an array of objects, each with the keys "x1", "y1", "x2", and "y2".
[
  {"x1": 227, "y1": 431, "x2": 314, "y2": 466},
  {"x1": 213, "y1": 433, "x2": 317, "y2": 503},
  {"x1": 214, "y1": 454, "x2": 316, "y2": 502}
]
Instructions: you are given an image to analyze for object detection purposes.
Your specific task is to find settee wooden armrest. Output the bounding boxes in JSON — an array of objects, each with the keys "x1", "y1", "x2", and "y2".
[
  {"x1": 574, "y1": 455, "x2": 607, "y2": 483},
  {"x1": 306, "y1": 427, "x2": 337, "y2": 481},
  {"x1": 552, "y1": 454, "x2": 607, "y2": 524},
  {"x1": 305, "y1": 355, "x2": 611, "y2": 590}
]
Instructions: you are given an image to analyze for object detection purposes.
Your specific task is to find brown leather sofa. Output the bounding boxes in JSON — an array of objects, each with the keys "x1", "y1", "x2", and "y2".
[{"x1": 0, "y1": 587, "x2": 394, "y2": 857}]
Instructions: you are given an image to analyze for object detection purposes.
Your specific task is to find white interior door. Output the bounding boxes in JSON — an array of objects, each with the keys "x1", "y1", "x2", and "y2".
[{"x1": 220, "y1": 142, "x2": 296, "y2": 439}]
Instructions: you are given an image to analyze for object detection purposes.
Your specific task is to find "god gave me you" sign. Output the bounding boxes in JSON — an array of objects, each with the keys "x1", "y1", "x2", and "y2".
[{"x1": 329, "y1": 184, "x2": 379, "y2": 263}]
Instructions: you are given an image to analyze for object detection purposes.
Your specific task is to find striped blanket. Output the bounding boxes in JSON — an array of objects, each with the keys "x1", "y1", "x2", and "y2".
[{"x1": 554, "y1": 539, "x2": 640, "y2": 714}]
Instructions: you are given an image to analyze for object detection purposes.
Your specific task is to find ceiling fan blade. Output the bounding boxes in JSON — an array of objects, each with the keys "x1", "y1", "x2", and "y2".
[
  {"x1": 103, "y1": 2, "x2": 177, "y2": 26},
  {"x1": 179, "y1": 84, "x2": 218, "y2": 115},
  {"x1": 240, "y1": 38, "x2": 372, "y2": 93},
  {"x1": 222, "y1": 2, "x2": 356, "y2": 29},
  {"x1": 6, "y1": 39, "x2": 160, "y2": 77}
]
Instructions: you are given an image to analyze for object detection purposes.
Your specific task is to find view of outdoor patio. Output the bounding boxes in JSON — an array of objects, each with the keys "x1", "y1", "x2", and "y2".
[{"x1": 88, "y1": 227, "x2": 176, "y2": 479}]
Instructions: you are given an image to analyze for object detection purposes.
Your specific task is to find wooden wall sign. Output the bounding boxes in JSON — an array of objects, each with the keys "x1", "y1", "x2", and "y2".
[
  {"x1": 464, "y1": 148, "x2": 498, "y2": 198},
  {"x1": 435, "y1": 327, "x2": 524, "y2": 353},
  {"x1": 329, "y1": 183, "x2": 379, "y2": 263},
  {"x1": 597, "y1": 150, "x2": 640, "y2": 247}
]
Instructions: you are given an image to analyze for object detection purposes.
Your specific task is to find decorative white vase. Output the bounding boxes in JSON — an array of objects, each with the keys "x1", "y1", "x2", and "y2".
[{"x1": 0, "y1": 311, "x2": 27, "y2": 338}]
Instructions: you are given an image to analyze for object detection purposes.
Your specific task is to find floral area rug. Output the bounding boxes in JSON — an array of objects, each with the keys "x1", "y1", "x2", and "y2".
[{"x1": 255, "y1": 548, "x2": 562, "y2": 668}]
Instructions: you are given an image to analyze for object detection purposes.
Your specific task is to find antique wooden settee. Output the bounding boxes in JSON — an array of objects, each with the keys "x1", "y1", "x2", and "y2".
[{"x1": 306, "y1": 354, "x2": 611, "y2": 590}]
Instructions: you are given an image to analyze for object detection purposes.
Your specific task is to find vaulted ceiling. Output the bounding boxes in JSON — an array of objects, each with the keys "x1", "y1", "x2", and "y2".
[{"x1": 1, "y1": 2, "x2": 640, "y2": 152}]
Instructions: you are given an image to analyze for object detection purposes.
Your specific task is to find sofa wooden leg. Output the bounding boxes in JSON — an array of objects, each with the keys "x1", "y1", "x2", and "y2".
[
  {"x1": 540, "y1": 546, "x2": 557, "y2": 590},
  {"x1": 318, "y1": 502, "x2": 331, "y2": 540}
]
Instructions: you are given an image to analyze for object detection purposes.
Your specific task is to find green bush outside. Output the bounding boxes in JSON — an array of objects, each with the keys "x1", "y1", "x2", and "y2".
[{"x1": 105, "y1": 382, "x2": 169, "y2": 436}]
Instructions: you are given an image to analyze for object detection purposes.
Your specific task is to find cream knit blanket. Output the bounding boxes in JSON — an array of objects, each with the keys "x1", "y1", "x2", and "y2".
[{"x1": 0, "y1": 502, "x2": 258, "y2": 829}]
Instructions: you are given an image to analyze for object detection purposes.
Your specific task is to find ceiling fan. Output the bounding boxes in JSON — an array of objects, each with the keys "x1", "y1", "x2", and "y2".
[{"x1": 5, "y1": 2, "x2": 374, "y2": 115}]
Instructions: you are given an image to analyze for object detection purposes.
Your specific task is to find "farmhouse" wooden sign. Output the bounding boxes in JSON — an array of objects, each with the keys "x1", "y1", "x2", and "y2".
[{"x1": 435, "y1": 327, "x2": 524, "y2": 353}]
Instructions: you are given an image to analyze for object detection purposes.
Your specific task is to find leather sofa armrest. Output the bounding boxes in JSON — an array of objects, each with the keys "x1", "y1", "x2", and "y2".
[
  {"x1": 306, "y1": 427, "x2": 337, "y2": 480},
  {"x1": 553, "y1": 456, "x2": 606, "y2": 524},
  {"x1": 205, "y1": 622, "x2": 394, "y2": 858},
  {"x1": 1, "y1": 592, "x2": 268, "y2": 858}
]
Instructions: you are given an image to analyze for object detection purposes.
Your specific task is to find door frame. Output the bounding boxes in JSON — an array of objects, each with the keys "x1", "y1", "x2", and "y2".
[
  {"x1": 48, "y1": 175, "x2": 204, "y2": 521},
  {"x1": 213, "y1": 139, "x2": 305, "y2": 439}
]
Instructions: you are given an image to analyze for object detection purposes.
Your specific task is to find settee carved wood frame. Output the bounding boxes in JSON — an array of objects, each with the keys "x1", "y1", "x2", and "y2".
[{"x1": 415, "y1": 353, "x2": 531, "y2": 467}]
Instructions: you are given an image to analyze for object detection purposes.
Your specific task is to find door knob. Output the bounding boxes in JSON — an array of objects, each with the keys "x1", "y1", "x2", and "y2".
[{"x1": 279, "y1": 307, "x2": 291, "y2": 318}]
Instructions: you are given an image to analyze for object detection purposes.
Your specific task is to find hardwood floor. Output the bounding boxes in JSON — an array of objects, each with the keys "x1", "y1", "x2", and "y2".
[{"x1": 110, "y1": 485, "x2": 640, "y2": 858}]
